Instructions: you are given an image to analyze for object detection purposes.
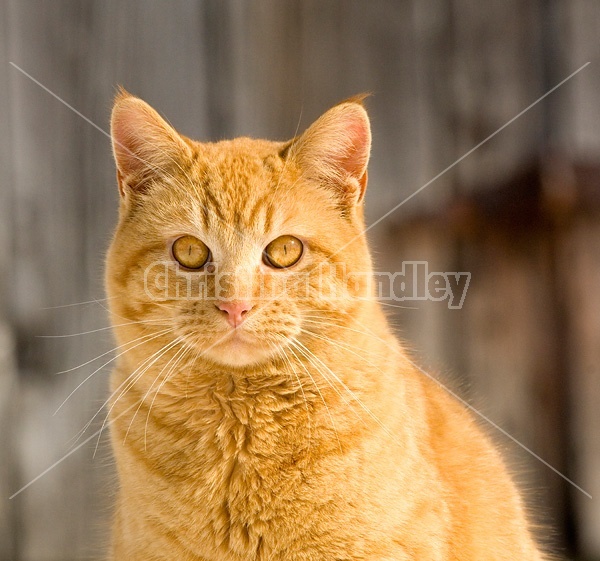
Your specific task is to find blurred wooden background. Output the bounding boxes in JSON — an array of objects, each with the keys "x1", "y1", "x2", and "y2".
[{"x1": 0, "y1": 1, "x2": 598, "y2": 559}]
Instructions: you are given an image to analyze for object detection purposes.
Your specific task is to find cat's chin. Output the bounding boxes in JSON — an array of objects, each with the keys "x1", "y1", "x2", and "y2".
[{"x1": 204, "y1": 330, "x2": 275, "y2": 368}]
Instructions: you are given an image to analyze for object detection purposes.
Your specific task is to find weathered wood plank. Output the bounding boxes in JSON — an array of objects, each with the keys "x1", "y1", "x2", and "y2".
[
  {"x1": 460, "y1": 228, "x2": 570, "y2": 548},
  {"x1": 546, "y1": 1, "x2": 600, "y2": 556},
  {"x1": 557, "y1": 0, "x2": 600, "y2": 159},
  {"x1": 450, "y1": 0, "x2": 545, "y2": 191},
  {"x1": 560, "y1": 216, "x2": 600, "y2": 557},
  {"x1": 373, "y1": 223, "x2": 463, "y2": 375},
  {"x1": 0, "y1": 0, "x2": 20, "y2": 557},
  {"x1": 5, "y1": 1, "x2": 212, "y2": 559},
  {"x1": 0, "y1": 328, "x2": 18, "y2": 561},
  {"x1": 7, "y1": 0, "x2": 112, "y2": 556}
]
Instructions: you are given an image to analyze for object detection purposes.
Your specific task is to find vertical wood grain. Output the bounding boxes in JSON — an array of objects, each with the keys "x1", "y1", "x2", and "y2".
[{"x1": 561, "y1": 217, "x2": 600, "y2": 557}]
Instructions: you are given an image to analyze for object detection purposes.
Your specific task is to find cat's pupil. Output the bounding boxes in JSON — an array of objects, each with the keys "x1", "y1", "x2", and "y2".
[
  {"x1": 172, "y1": 235, "x2": 210, "y2": 269},
  {"x1": 263, "y1": 235, "x2": 303, "y2": 269}
]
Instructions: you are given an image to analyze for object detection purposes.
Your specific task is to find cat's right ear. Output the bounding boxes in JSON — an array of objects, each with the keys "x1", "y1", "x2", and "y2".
[{"x1": 110, "y1": 89, "x2": 192, "y2": 200}]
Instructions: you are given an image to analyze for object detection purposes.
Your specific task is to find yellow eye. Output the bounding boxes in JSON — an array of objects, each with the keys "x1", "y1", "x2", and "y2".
[
  {"x1": 263, "y1": 235, "x2": 303, "y2": 269},
  {"x1": 172, "y1": 235, "x2": 210, "y2": 270}
]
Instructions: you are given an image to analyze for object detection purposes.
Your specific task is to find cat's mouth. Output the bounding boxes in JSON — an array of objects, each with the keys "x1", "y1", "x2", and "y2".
[
  {"x1": 221, "y1": 327, "x2": 253, "y2": 345},
  {"x1": 202, "y1": 326, "x2": 276, "y2": 368}
]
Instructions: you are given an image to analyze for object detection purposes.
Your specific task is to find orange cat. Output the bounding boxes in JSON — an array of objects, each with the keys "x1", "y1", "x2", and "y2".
[{"x1": 105, "y1": 91, "x2": 549, "y2": 560}]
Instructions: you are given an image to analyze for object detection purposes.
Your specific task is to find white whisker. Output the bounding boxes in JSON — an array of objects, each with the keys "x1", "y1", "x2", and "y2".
[
  {"x1": 355, "y1": 298, "x2": 418, "y2": 310},
  {"x1": 299, "y1": 327, "x2": 385, "y2": 374},
  {"x1": 289, "y1": 339, "x2": 358, "y2": 419},
  {"x1": 54, "y1": 327, "x2": 175, "y2": 414},
  {"x1": 268, "y1": 339, "x2": 313, "y2": 448},
  {"x1": 92, "y1": 337, "x2": 183, "y2": 456},
  {"x1": 285, "y1": 339, "x2": 344, "y2": 453},
  {"x1": 53, "y1": 327, "x2": 172, "y2": 376},
  {"x1": 39, "y1": 318, "x2": 168, "y2": 338},
  {"x1": 41, "y1": 296, "x2": 117, "y2": 309},
  {"x1": 292, "y1": 338, "x2": 401, "y2": 446},
  {"x1": 73, "y1": 333, "x2": 178, "y2": 445},
  {"x1": 143, "y1": 342, "x2": 192, "y2": 450}
]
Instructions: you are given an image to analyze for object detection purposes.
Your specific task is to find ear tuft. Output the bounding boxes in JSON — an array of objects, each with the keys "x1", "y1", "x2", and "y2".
[
  {"x1": 288, "y1": 96, "x2": 372, "y2": 206},
  {"x1": 337, "y1": 92, "x2": 371, "y2": 107},
  {"x1": 114, "y1": 85, "x2": 133, "y2": 104},
  {"x1": 110, "y1": 92, "x2": 191, "y2": 197}
]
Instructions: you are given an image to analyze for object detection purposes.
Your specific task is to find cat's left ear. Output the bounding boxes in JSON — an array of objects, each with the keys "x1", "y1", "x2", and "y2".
[{"x1": 287, "y1": 96, "x2": 371, "y2": 206}]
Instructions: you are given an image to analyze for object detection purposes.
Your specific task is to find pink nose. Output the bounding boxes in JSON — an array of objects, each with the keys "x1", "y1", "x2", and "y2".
[{"x1": 216, "y1": 301, "x2": 253, "y2": 328}]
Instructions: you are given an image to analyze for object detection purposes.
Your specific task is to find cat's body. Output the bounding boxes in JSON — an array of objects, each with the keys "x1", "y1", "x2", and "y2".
[{"x1": 106, "y1": 93, "x2": 547, "y2": 560}]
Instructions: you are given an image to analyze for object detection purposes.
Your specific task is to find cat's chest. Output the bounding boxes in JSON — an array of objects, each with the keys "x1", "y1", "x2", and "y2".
[
  {"x1": 197, "y1": 387, "x2": 311, "y2": 497},
  {"x1": 134, "y1": 388, "x2": 316, "y2": 556}
]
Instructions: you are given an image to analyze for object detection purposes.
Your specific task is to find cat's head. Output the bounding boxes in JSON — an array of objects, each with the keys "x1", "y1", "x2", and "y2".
[{"x1": 106, "y1": 91, "x2": 373, "y2": 369}]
